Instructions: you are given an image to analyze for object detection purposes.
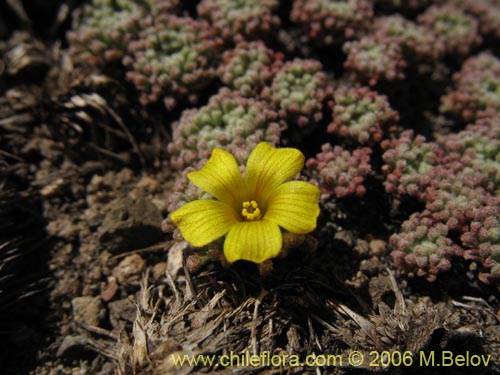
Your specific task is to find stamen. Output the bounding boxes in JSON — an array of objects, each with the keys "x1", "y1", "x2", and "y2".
[{"x1": 241, "y1": 200, "x2": 262, "y2": 221}]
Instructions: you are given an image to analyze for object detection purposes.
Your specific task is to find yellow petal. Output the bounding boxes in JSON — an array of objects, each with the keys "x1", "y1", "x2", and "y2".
[
  {"x1": 245, "y1": 142, "x2": 305, "y2": 204},
  {"x1": 264, "y1": 181, "x2": 320, "y2": 234},
  {"x1": 170, "y1": 200, "x2": 238, "y2": 247},
  {"x1": 224, "y1": 220, "x2": 282, "y2": 263},
  {"x1": 188, "y1": 148, "x2": 247, "y2": 207}
]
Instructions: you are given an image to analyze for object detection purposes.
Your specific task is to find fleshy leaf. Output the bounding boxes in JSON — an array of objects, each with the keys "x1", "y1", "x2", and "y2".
[
  {"x1": 245, "y1": 142, "x2": 305, "y2": 205},
  {"x1": 188, "y1": 148, "x2": 247, "y2": 207},
  {"x1": 224, "y1": 220, "x2": 282, "y2": 263},
  {"x1": 264, "y1": 181, "x2": 320, "y2": 234},
  {"x1": 170, "y1": 199, "x2": 238, "y2": 247}
]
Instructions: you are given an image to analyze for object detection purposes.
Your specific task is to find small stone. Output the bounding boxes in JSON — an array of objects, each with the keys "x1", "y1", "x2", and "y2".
[
  {"x1": 56, "y1": 335, "x2": 88, "y2": 358},
  {"x1": 109, "y1": 298, "x2": 136, "y2": 328},
  {"x1": 152, "y1": 262, "x2": 167, "y2": 281},
  {"x1": 99, "y1": 196, "x2": 163, "y2": 253},
  {"x1": 136, "y1": 176, "x2": 161, "y2": 193},
  {"x1": 40, "y1": 178, "x2": 65, "y2": 197},
  {"x1": 353, "y1": 239, "x2": 370, "y2": 257},
  {"x1": 96, "y1": 362, "x2": 115, "y2": 375},
  {"x1": 369, "y1": 239, "x2": 387, "y2": 256},
  {"x1": 47, "y1": 219, "x2": 79, "y2": 240},
  {"x1": 72, "y1": 296, "x2": 105, "y2": 326},
  {"x1": 113, "y1": 254, "x2": 145, "y2": 286},
  {"x1": 100, "y1": 277, "x2": 119, "y2": 301},
  {"x1": 87, "y1": 175, "x2": 104, "y2": 193},
  {"x1": 334, "y1": 230, "x2": 356, "y2": 247}
]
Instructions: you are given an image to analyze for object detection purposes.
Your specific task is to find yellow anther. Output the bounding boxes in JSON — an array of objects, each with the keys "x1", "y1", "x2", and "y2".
[{"x1": 241, "y1": 200, "x2": 262, "y2": 221}]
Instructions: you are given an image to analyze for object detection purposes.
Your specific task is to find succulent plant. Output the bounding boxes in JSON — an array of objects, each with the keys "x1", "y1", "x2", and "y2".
[
  {"x1": 327, "y1": 85, "x2": 399, "y2": 144},
  {"x1": 390, "y1": 213, "x2": 459, "y2": 282},
  {"x1": 436, "y1": 118, "x2": 500, "y2": 193},
  {"x1": 68, "y1": 0, "x2": 149, "y2": 64},
  {"x1": 123, "y1": 15, "x2": 222, "y2": 108},
  {"x1": 391, "y1": 177, "x2": 500, "y2": 282},
  {"x1": 218, "y1": 41, "x2": 283, "y2": 97},
  {"x1": 373, "y1": 15, "x2": 445, "y2": 64},
  {"x1": 343, "y1": 36, "x2": 407, "y2": 87},
  {"x1": 197, "y1": 0, "x2": 280, "y2": 42},
  {"x1": 373, "y1": 0, "x2": 433, "y2": 12},
  {"x1": 383, "y1": 121, "x2": 499, "y2": 207},
  {"x1": 453, "y1": 0, "x2": 500, "y2": 40},
  {"x1": 290, "y1": 0, "x2": 374, "y2": 45},
  {"x1": 387, "y1": 114, "x2": 500, "y2": 282},
  {"x1": 440, "y1": 52, "x2": 500, "y2": 123},
  {"x1": 424, "y1": 181, "x2": 495, "y2": 232},
  {"x1": 381, "y1": 130, "x2": 440, "y2": 204},
  {"x1": 261, "y1": 58, "x2": 333, "y2": 127},
  {"x1": 461, "y1": 207, "x2": 500, "y2": 284},
  {"x1": 417, "y1": 4, "x2": 481, "y2": 57},
  {"x1": 306, "y1": 143, "x2": 372, "y2": 198},
  {"x1": 150, "y1": 0, "x2": 180, "y2": 13},
  {"x1": 167, "y1": 88, "x2": 282, "y2": 170}
]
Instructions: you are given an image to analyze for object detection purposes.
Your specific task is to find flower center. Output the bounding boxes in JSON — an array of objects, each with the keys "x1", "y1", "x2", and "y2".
[{"x1": 241, "y1": 200, "x2": 262, "y2": 221}]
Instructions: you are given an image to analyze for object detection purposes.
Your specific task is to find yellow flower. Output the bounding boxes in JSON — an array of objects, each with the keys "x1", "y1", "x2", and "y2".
[{"x1": 170, "y1": 142, "x2": 320, "y2": 263}]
